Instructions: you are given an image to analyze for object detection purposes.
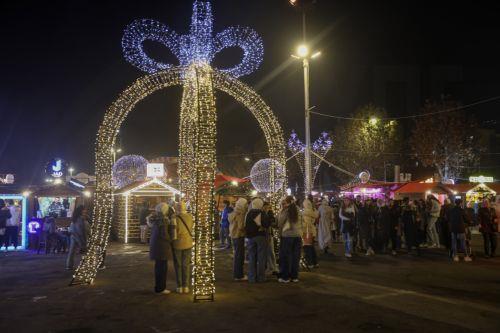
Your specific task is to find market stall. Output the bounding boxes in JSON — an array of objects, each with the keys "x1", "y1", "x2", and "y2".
[
  {"x1": 393, "y1": 182, "x2": 451, "y2": 203},
  {"x1": 340, "y1": 182, "x2": 402, "y2": 200},
  {"x1": 112, "y1": 177, "x2": 181, "y2": 243}
]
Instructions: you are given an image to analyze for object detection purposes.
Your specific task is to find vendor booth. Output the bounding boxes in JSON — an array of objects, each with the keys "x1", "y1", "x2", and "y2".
[
  {"x1": 340, "y1": 182, "x2": 402, "y2": 200},
  {"x1": 112, "y1": 178, "x2": 181, "y2": 243},
  {"x1": 393, "y1": 182, "x2": 451, "y2": 203},
  {"x1": 0, "y1": 186, "x2": 29, "y2": 250}
]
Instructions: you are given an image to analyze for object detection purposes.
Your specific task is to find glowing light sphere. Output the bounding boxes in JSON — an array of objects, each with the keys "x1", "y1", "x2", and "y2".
[
  {"x1": 250, "y1": 159, "x2": 286, "y2": 193},
  {"x1": 359, "y1": 170, "x2": 371, "y2": 184},
  {"x1": 112, "y1": 155, "x2": 149, "y2": 189}
]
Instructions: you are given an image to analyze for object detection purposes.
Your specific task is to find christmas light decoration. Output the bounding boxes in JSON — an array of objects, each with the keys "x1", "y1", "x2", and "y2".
[
  {"x1": 73, "y1": 1, "x2": 286, "y2": 302},
  {"x1": 288, "y1": 131, "x2": 332, "y2": 187},
  {"x1": 250, "y1": 159, "x2": 286, "y2": 193},
  {"x1": 112, "y1": 155, "x2": 149, "y2": 189}
]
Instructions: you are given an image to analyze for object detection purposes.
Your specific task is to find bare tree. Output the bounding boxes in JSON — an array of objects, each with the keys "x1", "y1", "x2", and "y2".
[{"x1": 410, "y1": 98, "x2": 480, "y2": 181}]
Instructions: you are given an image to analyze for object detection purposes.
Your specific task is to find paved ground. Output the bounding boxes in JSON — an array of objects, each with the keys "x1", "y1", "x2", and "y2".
[{"x1": 1, "y1": 236, "x2": 500, "y2": 333}]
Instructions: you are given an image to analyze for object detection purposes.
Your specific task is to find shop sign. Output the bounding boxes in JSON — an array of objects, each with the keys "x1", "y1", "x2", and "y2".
[
  {"x1": 469, "y1": 175, "x2": 494, "y2": 183},
  {"x1": 147, "y1": 163, "x2": 165, "y2": 178}
]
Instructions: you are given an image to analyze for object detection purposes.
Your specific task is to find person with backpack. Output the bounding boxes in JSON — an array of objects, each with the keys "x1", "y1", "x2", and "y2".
[
  {"x1": 148, "y1": 202, "x2": 175, "y2": 294},
  {"x1": 245, "y1": 198, "x2": 270, "y2": 283},
  {"x1": 478, "y1": 199, "x2": 497, "y2": 258},
  {"x1": 228, "y1": 197, "x2": 248, "y2": 281},
  {"x1": 277, "y1": 196, "x2": 303, "y2": 283},
  {"x1": 172, "y1": 201, "x2": 194, "y2": 294}
]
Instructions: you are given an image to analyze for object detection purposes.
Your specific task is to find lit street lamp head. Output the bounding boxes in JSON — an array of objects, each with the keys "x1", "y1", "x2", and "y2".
[
  {"x1": 369, "y1": 117, "x2": 379, "y2": 125},
  {"x1": 297, "y1": 44, "x2": 309, "y2": 57}
]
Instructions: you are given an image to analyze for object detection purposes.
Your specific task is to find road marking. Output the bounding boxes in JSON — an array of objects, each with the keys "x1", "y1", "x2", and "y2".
[{"x1": 313, "y1": 272, "x2": 500, "y2": 315}]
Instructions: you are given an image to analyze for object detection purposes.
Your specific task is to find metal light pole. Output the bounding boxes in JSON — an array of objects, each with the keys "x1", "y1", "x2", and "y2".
[{"x1": 290, "y1": 0, "x2": 319, "y2": 195}]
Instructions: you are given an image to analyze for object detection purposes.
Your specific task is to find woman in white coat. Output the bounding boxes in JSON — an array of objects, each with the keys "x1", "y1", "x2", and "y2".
[
  {"x1": 318, "y1": 199, "x2": 334, "y2": 254},
  {"x1": 302, "y1": 199, "x2": 319, "y2": 267}
]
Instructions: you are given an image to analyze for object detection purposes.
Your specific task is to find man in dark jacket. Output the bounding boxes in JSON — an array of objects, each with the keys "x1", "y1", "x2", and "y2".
[
  {"x1": 245, "y1": 198, "x2": 270, "y2": 283},
  {"x1": 148, "y1": 203, "x2": 174, "y2": 294},
  {"x1": 0, "y1": 199, "x2": 12, "y2": 250},
  {"x1": 447, "y1": 199, "x2": 472, "y2": 262}
]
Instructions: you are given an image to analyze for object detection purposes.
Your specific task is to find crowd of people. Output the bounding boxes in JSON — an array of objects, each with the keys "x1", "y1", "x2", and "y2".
[
  {"x1": 57, "y1": 192, "x2": 499, "y2": 295},
  {"x1": 218, "y1": 193, "x2": 499, "y2": 285}
]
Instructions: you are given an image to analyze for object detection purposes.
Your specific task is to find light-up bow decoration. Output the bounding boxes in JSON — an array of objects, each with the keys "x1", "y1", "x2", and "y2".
[
  {"x1": 122, "y1": 1, "x2": 263, "y2": 77},
  {"x1": 120, "y1": 1, "x2": 267, "y2": 302},
  {"x1": 288, "y1": 130, "x2": 333, "y2": 187}
]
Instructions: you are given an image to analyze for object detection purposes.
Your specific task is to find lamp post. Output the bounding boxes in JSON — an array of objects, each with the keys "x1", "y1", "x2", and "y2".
[
  {"x1": 292, "y1": 46, "x2": 321, "y2": 195},
  {"x1": 290, "y1": 0, "x2": 319, "y2": 195},
  {"x1": 111, "y1": 148, "x2": 122, "y2": 165}
]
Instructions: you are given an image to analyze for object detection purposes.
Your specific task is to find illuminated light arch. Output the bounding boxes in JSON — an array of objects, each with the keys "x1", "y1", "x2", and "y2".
[{"x1": 72, "y1": 67, "x2": 286, "y2": 299}]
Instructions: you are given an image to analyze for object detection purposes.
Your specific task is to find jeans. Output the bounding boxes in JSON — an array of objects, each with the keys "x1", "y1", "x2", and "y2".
[
  {"x1": 66, "y1": 237, "x2": 80, "y2": 269},
  {"x1": 303, "y1": 245, "x2": 317, "y2": 266},
  {"x1": 173, "y1": 248, "x2": 191, "y2": 288},
  {"x1": 451, "y1": 232, "x2": 466, "y2": 257},
  {"x1": 427, "y1": 217, "x2": 440, "y2": 247},
  {"x1": 232, "y1": 237, "x2": 245, "y2": 279},
  {"x1": 483, "y1": 233, "x2": 497, "y2": 257},
  {"x1": 343, "y1": 233, "x2": 352, "y2": 255},
  {"x1": 266, "y1": 234, "x2": 278, "y2": 272},
  {"x1": 140, "y1": 225, "x2": 148, "y2": 243},
  {"x1": 219, "y1": 226, "x2": 230, "y2": 247},
  {"x1": 247, "y1": 236, "x2": 267, "y2": 283},
  {"x1": 279, "y1": 237, "x2": 301, "y2": 281},
  {"x1": 5, "y1": 226, "x2": 19, "y2": 248},
  {"x1": 154, "y1": 259, "x2": 168, "y2": 293}
]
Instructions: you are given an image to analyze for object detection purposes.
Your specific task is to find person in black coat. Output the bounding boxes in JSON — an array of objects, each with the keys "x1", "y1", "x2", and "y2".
[
  {"x1": 148, "y1": 202, "x2": 175, "y2": 294},
  {"x1": 245, "y1": 198, "x2": 270, "y2": 283},
  {"x1": 447, "y1": 199, "x2": 472, "y2": 262},
  {"x1": 374, "y1": 199, "x2": 391, "y2": 254},
  {"x1": 357, "y1": 200, "x2": 374, "y2": 255},
  {"x1": 388, "y1": 199, "x2": 401, "y2": 255},
  {"x1": 401, "y1": 198, "x2": 419, "y2": 255}
]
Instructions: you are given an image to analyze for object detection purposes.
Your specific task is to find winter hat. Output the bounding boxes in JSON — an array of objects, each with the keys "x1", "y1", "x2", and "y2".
[
  {"x1": 155, "y1": 202, "x2": 170, "y2": 215},
  {"x1": 235, "y1": 197, "x2": 248, "y2": 210},
  {"x1": 251, "y1": 198, "x2": 264, "y2": 210}
]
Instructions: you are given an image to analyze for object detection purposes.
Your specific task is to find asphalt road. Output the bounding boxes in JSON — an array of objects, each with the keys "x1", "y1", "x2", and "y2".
[{"x1": 1, "y1": 237, "x2": 499, "y2": 333}]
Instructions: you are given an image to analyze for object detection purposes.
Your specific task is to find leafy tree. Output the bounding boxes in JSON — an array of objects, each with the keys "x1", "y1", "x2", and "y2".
[
  {"x1": 410, "y1": 99, "x2": 480, "y2": 181},
  {"x1": 333, "y1": 104, "x2": 402, "y2": 182}
]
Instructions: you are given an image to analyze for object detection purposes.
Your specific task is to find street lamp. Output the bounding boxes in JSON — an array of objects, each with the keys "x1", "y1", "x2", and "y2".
[
  {"x1": 291, "y1": 44, "x2": 321, "y2": 195},
  {"x1": 68, "y1": 167, "x2": 74, "y2": 177},
  {"x1": 111, "y1": 147, "x2": 123, "y2": 165}
]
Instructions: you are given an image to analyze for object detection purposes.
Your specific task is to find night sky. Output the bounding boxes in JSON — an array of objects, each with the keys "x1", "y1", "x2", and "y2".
[{"x1": 1, "y1": 0, "x2": 500, "y2": 185}]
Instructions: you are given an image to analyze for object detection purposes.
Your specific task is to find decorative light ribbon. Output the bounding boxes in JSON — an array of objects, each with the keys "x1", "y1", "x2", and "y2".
[{"x1": 122, "y1": 1, "x2": 264, "y2": 78}]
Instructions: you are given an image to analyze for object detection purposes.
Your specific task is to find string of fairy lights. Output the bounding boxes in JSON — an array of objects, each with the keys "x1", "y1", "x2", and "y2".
[{"x1": 73, "y1": 1, "x2": 286, "y2": 302}]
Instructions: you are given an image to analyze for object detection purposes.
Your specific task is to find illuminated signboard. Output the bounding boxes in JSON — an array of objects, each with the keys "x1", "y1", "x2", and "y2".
[
  {"x1": 469, "y1": 176, "x2": 494, "y2": 183},
  {"x1": 46, "y1": 158, "x2": 67, "y2": 178},
  {"x1": 146, "y1": 163, "x2": 165, "y2": 178}
]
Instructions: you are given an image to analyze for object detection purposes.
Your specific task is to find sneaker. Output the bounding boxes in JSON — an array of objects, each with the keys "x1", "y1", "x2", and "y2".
[
  {"x1": 391, "y1": 250, "x2": 397, "y2": 256},
  {"x1": 453, "y1": 256, "x2": 459, "y2": 262},
  {"x1": 291, "y1": 279, "x2": 299, "y2": 283},
  {"x1": 345, "y1": 253, "x2": 352, "y2": 258},
  {"x1": 98, "y1": 266, "x2": 106, "y2": 270},
  {"x1": 464, "y1": 256, "x2": 472, "y2": 262},
  {"x1": 176, "y1": 287, "x2": 183, "y2": 294},
  {"x1": 158, "y1": 290, "x2": 171, "y2": 295},
  {"x1": 182, "y1": 287, "x2": 190, "y2": 293},
  {"x1": 234, "y1": 275, "x2": 248, "y2": 282},
  {"x1": 278, "y1": 278, "x2": 290, "y2": 283}
]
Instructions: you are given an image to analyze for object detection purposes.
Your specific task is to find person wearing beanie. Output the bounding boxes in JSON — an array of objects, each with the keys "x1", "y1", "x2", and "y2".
[
  {"x1": 228, "y1": 197, "x2": 248, "y2": 281},
  {"x1": 245, "y1": 197, "x2": 270, "y2": 283}
]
